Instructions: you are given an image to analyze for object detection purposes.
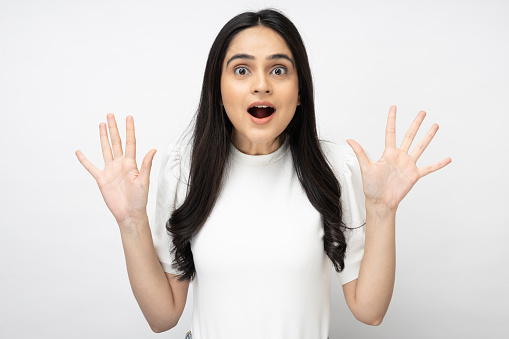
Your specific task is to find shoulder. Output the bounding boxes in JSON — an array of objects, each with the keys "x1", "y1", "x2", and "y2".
[
  {"x1": 158, "y1": 142, "x2": 192, "y2": 185},
  {"x1": 320, "y1": 140, "x2": 366, "y2": 228},
  {"x1": 319, "y1": 140, "x2": 359, "y2": 177}
]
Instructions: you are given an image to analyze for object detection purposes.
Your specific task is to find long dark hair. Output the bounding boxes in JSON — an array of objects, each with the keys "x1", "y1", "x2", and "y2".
[{"x1": 168, "y1": 9, "x2": 348, "y2": 282}]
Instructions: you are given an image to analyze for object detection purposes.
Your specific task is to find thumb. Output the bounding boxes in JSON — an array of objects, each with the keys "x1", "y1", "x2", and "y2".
[
  {"x1": 346, "y1": 139, "x2": 371, "y2": 169},
  {"x1": 139, "y1": 149, "x2": 157, "y2": 183}
]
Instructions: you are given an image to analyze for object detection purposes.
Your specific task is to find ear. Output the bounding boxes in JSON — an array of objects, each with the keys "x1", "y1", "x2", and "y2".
[{"x1": 297, "y1": 91, "x2": 301, "y2": 106}]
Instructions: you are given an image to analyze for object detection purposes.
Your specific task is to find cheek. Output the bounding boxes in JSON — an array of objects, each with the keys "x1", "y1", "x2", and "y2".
[
  {"x1": 221, "y1": 83, "x2": 243, "y2": 125},
  {"x1": 280, "y1": 76, "x2": 300, "y2": 101},
  {"x1": 221, "y1": 80, "x2": 244, "y2": 108},
  {"x1": 282, "y1": 84, "x2": 300, "y2": 107}
]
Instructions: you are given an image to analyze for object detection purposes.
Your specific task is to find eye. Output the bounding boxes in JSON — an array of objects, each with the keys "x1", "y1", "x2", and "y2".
[
  {"x1": 234, "y1": 67, "x2": 250, "y2": 76},
  {"x1": 271, "y1": 67, "x2": 287, "y2": 76}
]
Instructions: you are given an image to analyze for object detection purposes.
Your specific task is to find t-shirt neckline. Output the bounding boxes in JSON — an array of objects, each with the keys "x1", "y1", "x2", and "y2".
[{"x1": 230, "y1": 139, "x2": 290, "y2": 166}]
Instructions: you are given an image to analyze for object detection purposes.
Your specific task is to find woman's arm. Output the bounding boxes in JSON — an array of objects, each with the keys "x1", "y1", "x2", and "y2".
[
  {"x1": 119, "y1": 214, "x2": 189, "y2": 332},
  {"x1": 342, "y1": 205, "x2": 395, "y2": 325},
  {"x1": 342, "y1": 106, "x2": 451, "y2": 325},
  {"x1": 76, "y1": 114, "x2": 189, "y2": 332}
]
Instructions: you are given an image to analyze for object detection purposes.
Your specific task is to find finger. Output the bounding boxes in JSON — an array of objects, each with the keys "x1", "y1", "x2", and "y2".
[
  {"x1": 107, "y1": 113, "x2": 123, "y2": 158},
  {"x1": 125, "y1": 115, "x2": 136, "y2": 160},
  {"x1": 418, "y1": 157, "x2": 452, "y2": 178},
  {"x1": 346, "y1": 139, "x2": 371, "y2": 170},
  {"x1": 410, "y1": 123, "x2": 439, "y2": 161},
  {"x1": 139, "y1": 149, "x2": 157, "y2": 183},
  {"x1": 385, "y1": 105, "x2": 397, "y2": 149},
  {"x1": 99, "y1": 122, "x2": 113, "y2": 163},
  {"x1": 400, "y1": 111, "x2": 426, "y2": 152},
  {"x1": 75, "y1": 150, "x2": 101, "y2": 180}
]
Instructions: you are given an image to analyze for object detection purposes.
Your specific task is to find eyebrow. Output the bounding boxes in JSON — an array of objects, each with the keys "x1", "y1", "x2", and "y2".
[{"x1": 225, "y1": 53, "x2": 294, "y2": 68}]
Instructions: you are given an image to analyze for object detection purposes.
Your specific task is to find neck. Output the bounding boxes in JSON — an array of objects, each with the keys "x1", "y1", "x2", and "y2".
[{"x1": 232, "y1": 134, "x2": 285, "y2": 155}]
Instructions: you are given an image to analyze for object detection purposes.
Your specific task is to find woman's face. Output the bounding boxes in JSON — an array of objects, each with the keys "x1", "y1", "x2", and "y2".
[{"x1": 221, "y1": 26, "x2": 300, "y2": 155}]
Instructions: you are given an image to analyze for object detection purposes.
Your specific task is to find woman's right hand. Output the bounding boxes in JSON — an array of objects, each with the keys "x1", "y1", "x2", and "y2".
[{"x1": 75, "y1": 114, "x2": 157, "y2": 224}]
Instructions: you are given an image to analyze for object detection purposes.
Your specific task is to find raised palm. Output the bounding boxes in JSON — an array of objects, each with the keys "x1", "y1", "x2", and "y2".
[
  {"x1": 76, "y1": 114, "x2": 156, "y2": 223},
  {"x1": 347, "y1": 106, "x2": 451, "y2": 210}
]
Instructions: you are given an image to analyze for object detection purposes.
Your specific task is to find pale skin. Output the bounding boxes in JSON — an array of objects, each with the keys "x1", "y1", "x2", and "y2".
[{"x1": 75, "y1": 27, "x2": 451, "y2": 330}]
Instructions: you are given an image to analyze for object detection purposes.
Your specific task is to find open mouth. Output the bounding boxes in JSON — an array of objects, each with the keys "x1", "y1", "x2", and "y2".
[{"x1": 247, "y1": 105, "x2": 275, "y2": 119}]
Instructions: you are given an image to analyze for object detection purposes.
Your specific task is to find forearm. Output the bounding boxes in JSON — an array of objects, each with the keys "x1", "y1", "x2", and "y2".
[
  {"x1": 118, "y1": 214, "x2": 179, "y2": 331},
  {"x1": 350, "y1": 202, "x2": 396, "y2": 325}
]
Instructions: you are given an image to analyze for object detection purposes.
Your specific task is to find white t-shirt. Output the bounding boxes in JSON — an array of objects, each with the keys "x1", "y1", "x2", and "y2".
[{"x1": 152, "y1": 140, "x2": 366, "y2": 339}]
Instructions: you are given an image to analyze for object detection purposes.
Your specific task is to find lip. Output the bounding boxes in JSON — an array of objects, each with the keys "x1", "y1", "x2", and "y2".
[
  {"x1": 247, "y1": 101, "x2": 276, "y2": 125},
  {"x1": 248, "y1": 101, "x2": 276, "y2": 110}
]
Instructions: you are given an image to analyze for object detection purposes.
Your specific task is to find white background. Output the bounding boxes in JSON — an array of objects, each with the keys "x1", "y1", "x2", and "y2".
[{"x1": 1, "y1": 0, "x2": 508, "y2": 338}]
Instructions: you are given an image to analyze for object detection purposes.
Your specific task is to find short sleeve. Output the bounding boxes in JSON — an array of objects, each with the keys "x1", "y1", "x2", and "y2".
[
  {"x1": 151, "y1": 143, "x2": 189, "y2": 275},
  {"x1": 322, "y1": 141, "x2": 366, "y2": 285}
]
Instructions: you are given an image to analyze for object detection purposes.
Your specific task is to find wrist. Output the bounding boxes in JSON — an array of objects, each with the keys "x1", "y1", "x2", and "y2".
[
  {"x1": 117, "y1": 212, "x2": 149, "y2": 229},
  {"x1": 365, "y1": 199, "x2": 398, "y2": 218}
]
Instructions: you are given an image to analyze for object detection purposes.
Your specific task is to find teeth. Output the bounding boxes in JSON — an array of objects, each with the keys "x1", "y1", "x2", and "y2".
[{"x1": 254, "y1": 105, "x2": 269, "y2": 108}]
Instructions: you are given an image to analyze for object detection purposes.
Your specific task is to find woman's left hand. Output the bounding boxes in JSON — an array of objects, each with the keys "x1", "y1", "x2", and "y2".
[{"x1": 347, "y1": 105, "x2": 451, "y2": 211}]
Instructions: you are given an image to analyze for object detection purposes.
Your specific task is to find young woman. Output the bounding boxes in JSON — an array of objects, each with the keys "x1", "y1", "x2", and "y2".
[{"x1": 75, "y1": 9, "x2": 451, "y2": 339}]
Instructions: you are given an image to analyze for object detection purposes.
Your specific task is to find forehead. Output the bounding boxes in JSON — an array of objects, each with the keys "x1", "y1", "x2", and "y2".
[{"x1": 225, "y1": 26, "x2": 293, "y2": 59}]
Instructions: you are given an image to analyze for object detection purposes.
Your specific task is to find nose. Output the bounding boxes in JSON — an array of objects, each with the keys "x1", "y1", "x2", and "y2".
[{"x1": 251, "y1": 72, "x2": 272, "y2": 94}]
